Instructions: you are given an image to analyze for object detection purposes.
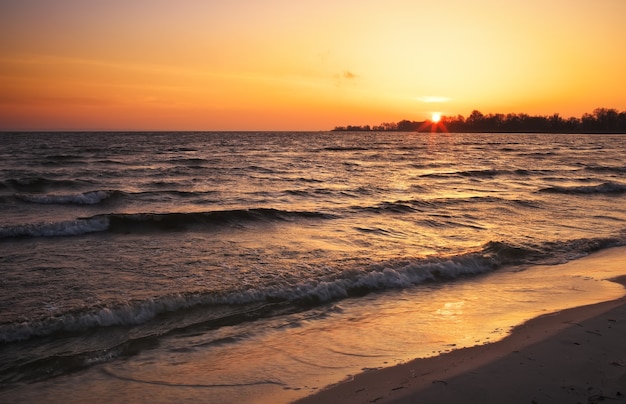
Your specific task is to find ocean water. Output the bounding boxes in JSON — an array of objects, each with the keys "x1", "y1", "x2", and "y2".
[{"x1": 1, "y1": 131, "x2": 626, "y2": 403}]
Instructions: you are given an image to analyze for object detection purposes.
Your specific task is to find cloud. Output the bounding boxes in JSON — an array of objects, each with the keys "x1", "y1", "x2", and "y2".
[
  {"x1": 417, "y1": 96, "x2": 450, "y2": 103},
  {"x1": 332, "y1": 70, "x2": 357, "y2": 87}
]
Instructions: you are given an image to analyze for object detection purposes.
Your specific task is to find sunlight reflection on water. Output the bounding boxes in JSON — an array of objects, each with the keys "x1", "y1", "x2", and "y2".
[{"x1": 8, "y1": 248, "x2": 622, "y2": 404}]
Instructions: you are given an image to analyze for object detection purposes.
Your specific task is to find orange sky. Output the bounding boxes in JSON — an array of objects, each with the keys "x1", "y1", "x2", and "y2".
[{"x1": 1, "y1": 0, "x2": 625, "y2": 131}]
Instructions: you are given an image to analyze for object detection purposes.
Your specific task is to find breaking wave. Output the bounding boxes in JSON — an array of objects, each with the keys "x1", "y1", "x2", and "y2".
[
  {"x1": 0, "y1": 217, "x2": 110, "y2": 238},
  {"x1": 1, "y1": 236, "x2": 622, "y2": 344},
  {"x1": 0, "y1": 208, "x2": 336, "y2": 239}
]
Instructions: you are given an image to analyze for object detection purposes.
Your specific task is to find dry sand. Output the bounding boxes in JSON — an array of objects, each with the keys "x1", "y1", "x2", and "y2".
[{"x1": 296, "y1": 276, "x2": 626, "y2": 404}]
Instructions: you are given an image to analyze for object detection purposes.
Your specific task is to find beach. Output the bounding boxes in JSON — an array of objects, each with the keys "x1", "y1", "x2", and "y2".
[
  {"x1": 297, "y1": 249, "x2": 626, "y2": 404},
  {"x1": 2, "y1": 132, "x2": 626, "y2": 403},
  {"x1": 3, "y1": 2, "x2": 626, "y2": 402}
]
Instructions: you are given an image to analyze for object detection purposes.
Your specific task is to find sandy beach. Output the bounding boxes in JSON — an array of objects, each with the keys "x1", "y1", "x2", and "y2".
[{"x1": 297, "y1": 264, "x2": 626, "y2": 403}]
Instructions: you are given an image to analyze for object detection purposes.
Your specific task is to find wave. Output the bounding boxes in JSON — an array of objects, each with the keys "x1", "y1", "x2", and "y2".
[
  {"x1": 13, "y1": 189, "x2": 221, "y2": 207},
  {"x1": 420, "y1": 168, "x2": 542, "y2": 179},
  {"x1": 584, "y1": 165, "x2": 626, "y2": 174},
  {"x1": 16, "y1": 190, "x2": 117, "y2": 205},
  {"x1": 459, "y1": 169, "x2": 502, "y2": 177},
  {"x1": 1, "y1": 236, "x2": 621, "y2": 344},
  {"x1": 321, "y1": 146, "x2": 370, "y2": 151},
  {"x1": 168, "y1": 157, "x2": 210, "y2": 165},
  {"x1": 0, "y1": 208, "x2": 336, "y2": 240},
  {"x1": 1, "y1": 196, "x2": 545, "y2": 240},
  {"x1": 359, "y1": 201, "x2": 418, "y2": 214},
  {"x1": 41, "y1": 155, "x2": 85, "y2": 166},
  {"x1": 45, "y1": 154, "x2": 83, "y2": 161},
  {"x1": 0, "y1": 217, "x2": 110, "y2": 239},
  {"x1": 352, "y1": 196, "x2": 539, "y2": 215},
  {"x1": 105, "y1": 209, "x2": 330, "y2": 233},
  {"x1": 1, "y1": 177, "x2": 89, "y2": 192},
  {"x1": 539, "y1": 181, "x2": 626, "y2": 195}
]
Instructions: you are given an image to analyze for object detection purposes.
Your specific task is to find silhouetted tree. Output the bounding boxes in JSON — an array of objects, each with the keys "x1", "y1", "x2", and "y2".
[
  {"x1": 466, "y1": 110, "x2": 485, "y2": 131},
  {"x1": 396, "y1": 120, "x2": 416, "y2": 131},
  {"x1": 581, "y1": 113, "x2": 596, "y2": 132},
  {"x1": 593, "y1": 108, "x2": 620, "y2": 132},
  {"x1": 332, "y1": 107, "x2": 626, "y2": 133}
]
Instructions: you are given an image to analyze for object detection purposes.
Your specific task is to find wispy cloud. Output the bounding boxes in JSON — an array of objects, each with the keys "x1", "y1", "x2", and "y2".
[{"x1": 332, "y1": 70, "x2": 357, "y2": 87}]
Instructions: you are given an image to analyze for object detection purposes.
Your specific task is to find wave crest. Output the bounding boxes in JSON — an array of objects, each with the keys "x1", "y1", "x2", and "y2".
[
  {"x1": 0, "y1": 208, "x2": 335, "y2": 239},
  {"x1": 539, "y1": 181, "x2": 626, "y2": 195},
  {"x1": 16, "y1": 190, "x2": 114, "y2": 205},
  {"x1": 1, "y1": 235, "x2": 622, "y2": 344},
  {"x1": 1, "y1": 177, "x2": 86, "y2": 192},
  {"x1": 0, "y1": 217, "x2": 109, "y2": 239}
]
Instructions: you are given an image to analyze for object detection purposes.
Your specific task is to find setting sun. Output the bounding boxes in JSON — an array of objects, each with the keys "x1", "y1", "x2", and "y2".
[
  {"x1": 0, "y1": 1, "x2": 625, "y2": 130},
  {"x1": 2, "y1": 1, "x2": 626, "y2": 402}
]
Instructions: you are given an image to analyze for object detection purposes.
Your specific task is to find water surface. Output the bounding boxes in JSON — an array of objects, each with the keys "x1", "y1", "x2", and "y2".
[{"x1": 1, "y1": 132, "x2": 625, "y2": 402}]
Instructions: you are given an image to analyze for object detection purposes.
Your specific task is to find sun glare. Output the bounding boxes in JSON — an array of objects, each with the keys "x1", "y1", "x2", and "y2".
[{"x1": 431, "y1": 113, "x2": 441, "y2": 123}]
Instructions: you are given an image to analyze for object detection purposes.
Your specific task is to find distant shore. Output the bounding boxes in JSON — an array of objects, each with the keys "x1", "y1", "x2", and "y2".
[
  {"x1": 296, "y1": 248, "x2": 626, "y2": 404},
  {"x1": 332, "y1": 107, "x2": 626, "y2": 133}
]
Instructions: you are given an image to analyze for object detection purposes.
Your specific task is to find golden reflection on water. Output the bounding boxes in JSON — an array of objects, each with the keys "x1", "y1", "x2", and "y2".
[
  {"x1": 98, "y1": 248, "x2": 626, "y2": 404},
  {"x1": 6, "y1": 249, "x2": 625, "y2": 404},
  {"x1": 436, "y1": 301, "x2": 465, "y2": 318}
]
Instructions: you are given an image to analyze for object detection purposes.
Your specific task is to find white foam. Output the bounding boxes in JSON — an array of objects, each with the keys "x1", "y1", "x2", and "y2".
[
  {"x1": 0, "y1": 255, "x2": 497, "y2": 343},
  {"x1": 0, "y1": 217, "x2": 110, "y2": 238}
]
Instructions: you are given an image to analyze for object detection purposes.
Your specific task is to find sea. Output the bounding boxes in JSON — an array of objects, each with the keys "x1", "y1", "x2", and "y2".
[{"x1": 1, "y1": 131, "x2": 626, "y2": 403}]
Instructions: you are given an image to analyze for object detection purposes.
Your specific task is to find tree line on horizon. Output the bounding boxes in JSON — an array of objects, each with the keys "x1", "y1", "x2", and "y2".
[{"x1": 331, "y1": 108, "x2": 626, "y2": 133}]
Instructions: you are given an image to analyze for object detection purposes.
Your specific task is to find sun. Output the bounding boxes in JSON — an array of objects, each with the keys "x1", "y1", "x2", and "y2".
[{"x1": 418, "y1": 112, "x2": 448, "y2": 132}]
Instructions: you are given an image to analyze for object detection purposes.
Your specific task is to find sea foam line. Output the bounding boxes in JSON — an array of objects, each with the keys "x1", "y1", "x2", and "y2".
[
  {"x1": 1, "y1": 237, "x2": 622, "y2": 342},
  {"x1": 0, "y1": 248, "x2": 503, "y2": 343},
  {"x1": 0, "y1": 217, "x2": 110, "y2": 239}
]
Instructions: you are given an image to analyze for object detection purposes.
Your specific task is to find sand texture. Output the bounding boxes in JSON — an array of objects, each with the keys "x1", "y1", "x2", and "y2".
[{"x1": 297, "y1": 280, "x2": 626, "y2": 404}]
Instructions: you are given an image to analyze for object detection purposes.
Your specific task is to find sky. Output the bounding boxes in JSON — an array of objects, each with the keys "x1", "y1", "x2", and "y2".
[{"x1": 1, "y1": 0, "x2": 625, "y2": 131}]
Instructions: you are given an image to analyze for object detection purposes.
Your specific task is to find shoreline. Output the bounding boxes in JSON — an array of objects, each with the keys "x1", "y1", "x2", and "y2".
[{"x1": 295, "y1": 276, "x2": 626, "y2": 403}]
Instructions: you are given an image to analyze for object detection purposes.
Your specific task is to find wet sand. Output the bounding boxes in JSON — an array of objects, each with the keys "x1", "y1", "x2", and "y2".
[
  {"x1": 3, "y1": 249, "x2": 625, "y2": 404},
  {"x1": 297, "y1": 262, "x2": 626, "y2": 403}
]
